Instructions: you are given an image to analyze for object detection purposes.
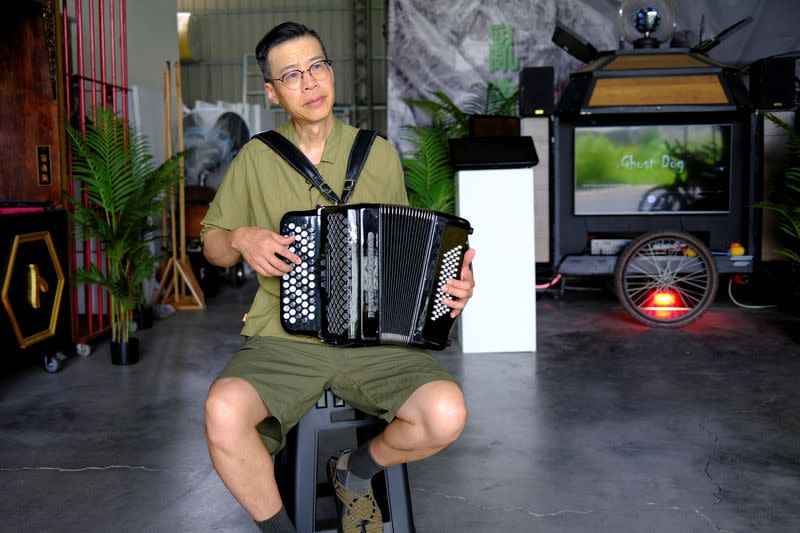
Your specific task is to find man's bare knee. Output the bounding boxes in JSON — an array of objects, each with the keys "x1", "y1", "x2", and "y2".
[
  {"x1": 410, "y1": 381, "x2": 467, "y2": 447},
  {"x1": 205, "y1": 377, "x2": 269, "y2": 451},
  {"x1": 429, "y1": 387, "x2": 467, "y2": 446}
]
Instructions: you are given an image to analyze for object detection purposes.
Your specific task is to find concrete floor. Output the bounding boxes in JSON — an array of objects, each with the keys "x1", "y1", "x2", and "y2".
[{"x1": 1, "y1": 278, "x2": 799, "y2": 532}]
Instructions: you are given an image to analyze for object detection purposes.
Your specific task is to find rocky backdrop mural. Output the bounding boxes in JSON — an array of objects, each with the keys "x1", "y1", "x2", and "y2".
[
  {"x1": 386, "y1": 0, "x2": 800, "y2": 149},
  {"x1": 387, "y1": 0, "x2": 618, "y2": 147}
]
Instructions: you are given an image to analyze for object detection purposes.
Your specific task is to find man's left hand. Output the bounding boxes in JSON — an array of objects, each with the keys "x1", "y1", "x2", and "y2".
[{"x1": 442, "y1": 247, "x2": 476, "y2": 318}]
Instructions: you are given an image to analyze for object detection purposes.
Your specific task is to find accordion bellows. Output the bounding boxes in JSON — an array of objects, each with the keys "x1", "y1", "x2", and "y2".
[{"x1": 279, "y1": 204, "x2": 472, "y2": 350}]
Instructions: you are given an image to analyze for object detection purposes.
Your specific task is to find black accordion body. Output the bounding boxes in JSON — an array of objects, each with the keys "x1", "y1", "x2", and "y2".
[{"x1": 279, "y1": 204, "x2": 472, "y2": 350}]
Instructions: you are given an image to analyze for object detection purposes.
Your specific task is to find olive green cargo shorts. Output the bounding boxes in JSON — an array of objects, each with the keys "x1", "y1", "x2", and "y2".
[{"x1": 217, "y1": 336, "x2": 459, "y2": 455}]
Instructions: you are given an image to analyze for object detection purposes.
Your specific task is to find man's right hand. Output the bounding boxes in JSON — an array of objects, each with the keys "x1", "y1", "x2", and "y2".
[{"x1": 230, "y1": 227, "x2": 302, "y2": 277}]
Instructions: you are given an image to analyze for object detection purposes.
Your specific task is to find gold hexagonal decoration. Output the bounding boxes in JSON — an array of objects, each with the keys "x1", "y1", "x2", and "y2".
[{"x1": 1, "y1": 231, "x2": 65, "y2": 349}]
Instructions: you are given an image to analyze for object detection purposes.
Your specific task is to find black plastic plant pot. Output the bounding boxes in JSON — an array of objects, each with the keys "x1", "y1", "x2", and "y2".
[{"x1": 111, "y1": 337, "x2": 140, "y2": 365}]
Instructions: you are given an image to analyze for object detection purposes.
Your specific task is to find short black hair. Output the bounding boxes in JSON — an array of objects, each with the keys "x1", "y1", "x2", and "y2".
[{"x1": 255, "y1": 21, "x2": 328, "y2": 82}]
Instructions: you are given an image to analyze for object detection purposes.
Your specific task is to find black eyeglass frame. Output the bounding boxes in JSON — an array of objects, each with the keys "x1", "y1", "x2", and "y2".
[{"x1": 269, "y1": 59, "x2": 333, "y2": 86}]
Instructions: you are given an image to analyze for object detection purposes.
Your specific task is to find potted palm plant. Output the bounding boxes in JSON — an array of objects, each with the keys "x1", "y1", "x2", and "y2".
[
  {"x1": 66, "y1": 107, "x2": 182, "y2": 364},
  {"x1": 401, "y1": 83, "x2": 519, "y2": 213},
  {"x1": 755, "y1": 112, "x2": 800, "y2": 316}
]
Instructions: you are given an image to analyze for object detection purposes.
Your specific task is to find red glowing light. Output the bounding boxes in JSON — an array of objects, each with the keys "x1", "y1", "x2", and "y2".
[
  {"x1": 640, "y1": 289, "x2": 691, "y2": 321},
  {"x1": 653, "y1": 291, "x2": 677, "y2": 307}
]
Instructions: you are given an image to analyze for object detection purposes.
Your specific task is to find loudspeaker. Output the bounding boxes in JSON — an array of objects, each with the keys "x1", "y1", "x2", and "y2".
[
  {"x1": 519, "y1": 66, "x2": 554, "y2": 117},
  {"x1": 551, "y1": 24, "x2": 599, "y2": 63},
  {"x1": 749, "y1": 57, "x2": 796, "y2": 110}
]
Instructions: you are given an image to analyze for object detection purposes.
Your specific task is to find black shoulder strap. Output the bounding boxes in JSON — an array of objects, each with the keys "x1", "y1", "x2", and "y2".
[
  {"x1": 342, "y1": 129, "x2": 378, "y2": 204},
  {"x1": 253, "y1": 130, "x2": 341, "y2": 204},
  {"x1": 252, "y1": 128, "x2": 378, "y2": 205}
]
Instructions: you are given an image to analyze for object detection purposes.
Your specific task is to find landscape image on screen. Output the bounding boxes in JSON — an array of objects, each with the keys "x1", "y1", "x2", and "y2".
[{"x1": 574, "y1": 124, "x2": 732, "y2": 215}]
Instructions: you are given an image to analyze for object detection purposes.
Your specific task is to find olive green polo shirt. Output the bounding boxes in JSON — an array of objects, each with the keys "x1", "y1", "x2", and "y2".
[{"x1": 201, "y1": 119, "x2": 408, "y2": 341}]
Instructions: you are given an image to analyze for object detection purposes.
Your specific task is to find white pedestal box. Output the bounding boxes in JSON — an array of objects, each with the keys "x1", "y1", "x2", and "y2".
[{"x1": 456, "y1": 167, "x2": 536, "y2": 353}]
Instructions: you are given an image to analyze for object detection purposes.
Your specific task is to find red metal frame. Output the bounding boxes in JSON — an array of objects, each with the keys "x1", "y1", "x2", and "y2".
[{"x1": 62, "y1": 0, "x2": 129, "y2": 345}]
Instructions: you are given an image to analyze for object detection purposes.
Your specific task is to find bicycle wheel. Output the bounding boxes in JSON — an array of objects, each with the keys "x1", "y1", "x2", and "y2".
[{"x1": 614, "y1": 231, "x2": 718, "y2": 327}]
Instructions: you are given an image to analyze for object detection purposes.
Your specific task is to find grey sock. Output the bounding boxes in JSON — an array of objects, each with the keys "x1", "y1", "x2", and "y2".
[
  {"x1": 336, "y1": 440, "x2": 385, "y2": 496},
  {"x1": 254, "y1": 506, "x2": 295, "y2": 533}
]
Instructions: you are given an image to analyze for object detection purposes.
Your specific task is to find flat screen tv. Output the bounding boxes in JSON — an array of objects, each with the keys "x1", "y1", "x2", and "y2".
[{"x1": 574, "y1": 124, "x2": 732, "y2": 215}]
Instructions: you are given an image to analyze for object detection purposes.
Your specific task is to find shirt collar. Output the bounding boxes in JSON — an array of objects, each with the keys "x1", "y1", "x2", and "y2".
[
  {"x1": 281, "y1": 118, "x2": 342, "y2": 165},
  {"x1": 319, "y1": 119, "x2": 342, "y2": 164}
]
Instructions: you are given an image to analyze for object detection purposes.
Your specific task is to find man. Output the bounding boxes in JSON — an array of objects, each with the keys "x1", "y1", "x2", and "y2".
[{"x1": 201, "y1": 21, "x2": 475, "y2": 533}]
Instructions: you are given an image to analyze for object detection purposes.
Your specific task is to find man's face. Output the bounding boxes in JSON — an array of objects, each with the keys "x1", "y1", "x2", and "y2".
[{"x1": 265, "y1": 36, "x2": 335, "y2": 125}]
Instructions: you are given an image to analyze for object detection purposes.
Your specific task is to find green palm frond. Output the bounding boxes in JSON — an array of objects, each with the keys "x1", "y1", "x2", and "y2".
[
  {"x1": 127, "y1": 239, "x2": 158, "y2": 287},
  {"x1": 404, "y1": 91, "x2": 471, "y2": 138},
  {"x1": 777, "y1": 249, "x2": 800, "y2": 263},
  {"x1": 67, "y1": 109, "x2": 166, "y2": 220},
  {"x1": 755, "y1": 113, "x2": 800, "y2": 266},
  {"x1": 74, "y1": 263, "x2": 109, "y2": 288},
  {"x1": 486, "y1": 81, "x2": 520, "y2": 116},
  {"x1": 401, "y1": 124, "x2": 455, "y2": 214},
  {"x1": 765, "y1": 112, "x2": 800, "y2": 158}
]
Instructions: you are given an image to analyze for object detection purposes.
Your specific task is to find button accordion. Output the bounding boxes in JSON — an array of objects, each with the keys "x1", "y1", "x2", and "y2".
[{"x1": 279, "y1": 204, "x2": 473, "y2": 350}]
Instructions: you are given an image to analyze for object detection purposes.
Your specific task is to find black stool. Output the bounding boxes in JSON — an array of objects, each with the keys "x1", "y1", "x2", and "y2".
[{"x1": 274, "y1": 390, "x2": 416, "y2": 533}]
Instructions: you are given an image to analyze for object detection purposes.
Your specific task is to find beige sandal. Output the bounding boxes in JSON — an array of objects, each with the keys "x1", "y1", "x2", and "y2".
[{"x1": 327, "y1": 451, "x2": 383, "y2": 533}]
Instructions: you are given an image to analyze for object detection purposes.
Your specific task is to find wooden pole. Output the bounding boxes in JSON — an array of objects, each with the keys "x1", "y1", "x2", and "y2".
[
  {"x1": 174, "y1": 61, "x2": 188, "y2": 300},
  {"x1": 175, "y1": 62, "x2": 187, "y2": 264},
  {"x1": 160, "y1": 66, "x2": 168, "y2": 263},
  {"x1": 165, "y1": 61, "x2": 179, "y2": 304}
]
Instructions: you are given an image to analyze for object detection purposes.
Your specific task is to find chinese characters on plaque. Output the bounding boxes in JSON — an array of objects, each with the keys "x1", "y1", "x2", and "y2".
[{"x1": 36, "y1": 145, "x2": 52, "y2": 187}]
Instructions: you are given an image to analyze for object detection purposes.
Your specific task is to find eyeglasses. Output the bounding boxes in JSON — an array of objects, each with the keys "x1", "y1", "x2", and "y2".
[{"x1": 271, "y1": 59, "x2": 333, "y2": 89}]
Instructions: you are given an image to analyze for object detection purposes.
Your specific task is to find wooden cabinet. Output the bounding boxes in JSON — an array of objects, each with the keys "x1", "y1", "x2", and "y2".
[{"x1": 0, "y1": 1, "x2": 66, "y2": 207}]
